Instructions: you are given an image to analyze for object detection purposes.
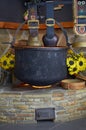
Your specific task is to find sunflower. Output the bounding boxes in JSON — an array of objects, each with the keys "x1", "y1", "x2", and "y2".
[
  {"x1": 6, "y1": 52, "x2": 11, "y2": 58},
  {"x1": 66, "y1": 57, "x2": 76, "y2": 68},
  {"x1": 67, "y1": 49, "x2": 74, "y2": 54},
  {"x1": 77, "y1": 52, "x2": 84, "y2": 58},
  {"x1": 0, "y1": 52, "x2": 15, "y2": 70},
  {"x1": 0, "y1": 56, "x2": 9, "y2": 70},
  {"x1": 66, "y1": 51, "x2": 86, "y2": 75},
  {"x1": 77, "y1": 57, "x2": 86, "y2": 71},
  {"x1": 10, "y1": 54, "x2": 15, "y2": 58},
  {"x1": 9, "y1": 57, "x2": 15, "y2": 69},
  {"x1": 68, "y1": 66, "x2": 79, "y2": 75}
]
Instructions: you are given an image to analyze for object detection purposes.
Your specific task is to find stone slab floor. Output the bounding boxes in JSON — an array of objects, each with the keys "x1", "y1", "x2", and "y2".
[{"x1": 0, "y1": 117, "x2": 86, "y2": 130}]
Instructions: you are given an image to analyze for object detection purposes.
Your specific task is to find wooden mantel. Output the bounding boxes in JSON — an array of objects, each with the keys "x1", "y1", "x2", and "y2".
[
  {"x1": 0, "y1": 21, "x2": 74, "y2": 30},
  {"x1": 0, "y1": 0, "x2": 73, "y2": 30}
]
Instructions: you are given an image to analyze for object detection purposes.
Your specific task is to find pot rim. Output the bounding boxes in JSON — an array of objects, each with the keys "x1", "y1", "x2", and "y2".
[{"x1": 14, "y1": 45, "x2": 68, "y2": 50}]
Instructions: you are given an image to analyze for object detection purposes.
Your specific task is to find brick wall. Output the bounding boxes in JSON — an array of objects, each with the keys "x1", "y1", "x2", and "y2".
[{"x1": 0, "y1": 87, "x2": 86, "y2": 123}]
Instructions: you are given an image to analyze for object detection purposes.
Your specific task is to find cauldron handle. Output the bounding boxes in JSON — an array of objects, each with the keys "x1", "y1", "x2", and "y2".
[
  {"x1": 55, "y1": 21, "x2": 71, "y2": 47},
  {"x1": 11, "y1": 21, "x2": 26, "y2": 48},
  {"x1": 11, "y1": 20, "x2": 71, "y2": 48}
]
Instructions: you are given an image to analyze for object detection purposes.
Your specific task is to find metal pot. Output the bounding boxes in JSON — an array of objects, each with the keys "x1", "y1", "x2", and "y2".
[
  {"x1": 12, "y1": 21, "x2": 70, "y2": 86},
  {"x1": 14, "y1": 46, "x2": 68, "y2": 86}
]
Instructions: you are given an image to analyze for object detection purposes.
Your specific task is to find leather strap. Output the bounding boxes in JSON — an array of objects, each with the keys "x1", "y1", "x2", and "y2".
[
  {"x1": 46, "y1": 1, "x2": 55, "y2": 38},
  {"x1": 28, "y1": 3, "x2": 39, "y2": 37}
]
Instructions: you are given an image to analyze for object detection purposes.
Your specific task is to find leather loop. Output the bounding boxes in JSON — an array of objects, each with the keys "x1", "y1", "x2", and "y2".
[
  {"x1": 28, "y1": 19, "x2": 39, "y2": 29},
  {"x1": 46, "y1": 18, "x2": 55, "y2": 27}
]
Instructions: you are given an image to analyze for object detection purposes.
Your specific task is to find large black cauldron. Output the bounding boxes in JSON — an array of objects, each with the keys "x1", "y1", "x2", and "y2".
[
  {"x1": 14, "y1": 46, "x2": 68, "y2": 86},
  {"x1": 12, "y1": 20, "x2": 70, "y2": 86}
]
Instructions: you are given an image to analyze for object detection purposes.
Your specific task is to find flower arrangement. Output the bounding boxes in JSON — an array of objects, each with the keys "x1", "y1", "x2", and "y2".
[
  {"x1": 66, "y1": 49, "x2": 86, "y2": 75},
  {"x1": 0, "y1": 51, "x2": 15, "y2": 71}
]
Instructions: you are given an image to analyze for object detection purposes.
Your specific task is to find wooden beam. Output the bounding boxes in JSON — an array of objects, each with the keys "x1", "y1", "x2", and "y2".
[{"x1": 0, "y1": 21, "x2": 74, "y2": 30}]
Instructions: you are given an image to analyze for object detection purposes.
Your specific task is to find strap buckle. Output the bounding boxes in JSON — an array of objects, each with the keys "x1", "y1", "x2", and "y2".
[
  {"x1": 28, "y1": 20, "x2": 39, "y2": 29},
  {"x1": 46, "y1": 18, "x2": 55, "y2": 27}
]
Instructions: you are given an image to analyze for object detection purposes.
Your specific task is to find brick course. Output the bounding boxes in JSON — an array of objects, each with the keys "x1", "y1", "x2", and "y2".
[{"x1": 0, "y1": 87, "x2": 86, "y2": 123}]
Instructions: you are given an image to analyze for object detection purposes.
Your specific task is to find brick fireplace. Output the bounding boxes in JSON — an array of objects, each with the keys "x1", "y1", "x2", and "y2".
[
  {"x1": 0, "y1": 85, "x2": 86, "y2": 123},
  {"x1": 0, "y1": 28, "x2": 86, "y2": 123}
]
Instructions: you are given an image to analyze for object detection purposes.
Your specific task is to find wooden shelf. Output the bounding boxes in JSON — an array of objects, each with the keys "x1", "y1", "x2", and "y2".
[{"x1": 0, "y1": 21, "x2": 74, "y2": 30}]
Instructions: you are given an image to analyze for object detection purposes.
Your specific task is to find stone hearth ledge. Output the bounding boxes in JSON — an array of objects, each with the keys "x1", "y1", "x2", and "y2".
[{"x1": 0, "y1": 85, "x2": 86, "y2": 124}]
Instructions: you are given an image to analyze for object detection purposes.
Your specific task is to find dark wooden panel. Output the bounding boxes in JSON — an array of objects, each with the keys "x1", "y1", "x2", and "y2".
[
  {"x1": 0, "y1": 0, "x2": 73, "y2": 29},
  {"x1": 0, "y1": 0, "x2": 73, "y2": 23},
  {"x1": 0, "y1": 0, "x2": 26, "y2": 23},
  {"x1": 38, "y1": 3, "x2": 73, "y2": 23}
]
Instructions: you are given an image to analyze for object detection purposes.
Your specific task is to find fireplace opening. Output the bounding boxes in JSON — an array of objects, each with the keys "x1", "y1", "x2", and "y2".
[{"x1": 35, "y1": 108, "x2": 55, "y2": 122}]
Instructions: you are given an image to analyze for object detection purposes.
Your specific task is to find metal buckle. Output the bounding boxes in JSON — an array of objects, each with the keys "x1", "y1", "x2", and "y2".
[
  {"x1": 75, "y1": 24, "x2": 86, "y2": 26},
  {"x1": 46, "y1": 18, "x2": 55, "y2": 27},
  {"x1": 28, "y1": 20, "x2": 39, "y2": 29},
  {"x1": 75, "y1": 16, "x2": 86, "y2": 18}
]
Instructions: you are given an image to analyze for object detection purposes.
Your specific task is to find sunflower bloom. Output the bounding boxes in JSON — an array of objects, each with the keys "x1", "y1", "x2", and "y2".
[
  {"x1": 67, "y1": 49, "x2": 74, "y2": 54},
  {"x1": 0, "y1": 56, "x2": 9, "y2": 70},
  {"x1": 9, "y1": 57, "x2": 15, "y2": 68},
  {"x1": 68, "y1": 66, "x2": 79, "y2": 75},
  {"x1": 66, "y1": 51, "x2": 86, "y2": 75},
  {"x1": 66, "y1": 57, "x2": 76, "y2": 68},
  {"x1": 77, "y1": 57, "x2": 86, "y2": 71},
  {"x1": 0, "y1": 52, "x2": 15, "y2": 70}
]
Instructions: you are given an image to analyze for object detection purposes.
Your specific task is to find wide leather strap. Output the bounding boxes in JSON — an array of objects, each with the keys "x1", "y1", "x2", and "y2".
[
  {"x1": 46, "y1": 1, "x2": 55, "y2": 38},
  {"x1": 28, "y1": 3, "x2": 39, "y2": 37}
]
